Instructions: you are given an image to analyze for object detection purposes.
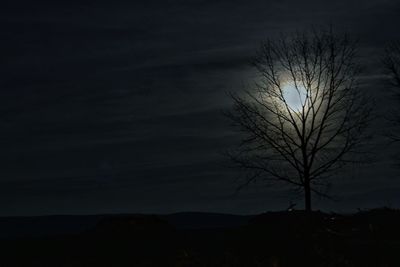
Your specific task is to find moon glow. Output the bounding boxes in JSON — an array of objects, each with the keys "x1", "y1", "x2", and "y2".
[{"x1": 282, "y1": 83, "x2": 307, "y2": 112}]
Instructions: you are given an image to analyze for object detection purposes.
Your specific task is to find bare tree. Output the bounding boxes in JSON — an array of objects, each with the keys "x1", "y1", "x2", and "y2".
[
  {"x1": 226, "y1": 29, "x2": 372, "y2": 212},
  {"x1": 383, "y1": 41, "x2": 400, "y2": 142}
]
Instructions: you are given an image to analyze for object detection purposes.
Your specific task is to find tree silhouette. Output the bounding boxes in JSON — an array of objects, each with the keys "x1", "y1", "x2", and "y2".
[
  {"x1": 383, "y1": 41, "x2": 400, "y2": 142},
  {"x1": 226, "y1": 29, "x2": 372, "y2": 212}
]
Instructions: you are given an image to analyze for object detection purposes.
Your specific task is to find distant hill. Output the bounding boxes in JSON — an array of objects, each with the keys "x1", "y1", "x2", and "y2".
[
  {"x1": 0, "y1": 212, "x2": 254, "y2": 239},
  {"x1": 163, "y1": 212, "x2": 253, "y2": 229},
  {"x1": 2, "y1": 209, "x2": 400, "y2": 266},
  {"x1": 0, "y1": 215, "x2": 103, "y2": 239}
]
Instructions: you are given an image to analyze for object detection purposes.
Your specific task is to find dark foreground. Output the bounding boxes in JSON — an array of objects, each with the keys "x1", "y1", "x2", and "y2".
[{"x1": 1, "y1": 208, "x2": 400, "y2": 267}]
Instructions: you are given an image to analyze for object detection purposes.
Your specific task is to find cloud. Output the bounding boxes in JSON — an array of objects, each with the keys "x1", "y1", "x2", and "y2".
[{"x1": 1, "y1": 0, "x2": 400, "y2": 215}]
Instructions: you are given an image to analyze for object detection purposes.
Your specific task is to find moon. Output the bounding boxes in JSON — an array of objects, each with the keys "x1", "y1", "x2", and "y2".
[{"x1": 282, "y1": 83, "x2": 307, "y2": 112}]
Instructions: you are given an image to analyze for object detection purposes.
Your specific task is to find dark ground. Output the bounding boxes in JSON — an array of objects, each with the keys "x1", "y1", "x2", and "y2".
[{"x1": 1, "y1": 208, "x2": 400, "y2": 267}]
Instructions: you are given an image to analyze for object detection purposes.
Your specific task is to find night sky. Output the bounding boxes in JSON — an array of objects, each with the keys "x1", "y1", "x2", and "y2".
[{"x1": 1, "y1": 0, "x2": 400, "y2": 216}]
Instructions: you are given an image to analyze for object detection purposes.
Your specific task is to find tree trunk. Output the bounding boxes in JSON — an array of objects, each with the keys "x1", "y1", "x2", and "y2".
[
  {"x1": 303, "y1": 179, "x2": 313, "y2": 267},
  {"x1": 304, "y1": 178, "x2": 312, "y2": 212}
]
